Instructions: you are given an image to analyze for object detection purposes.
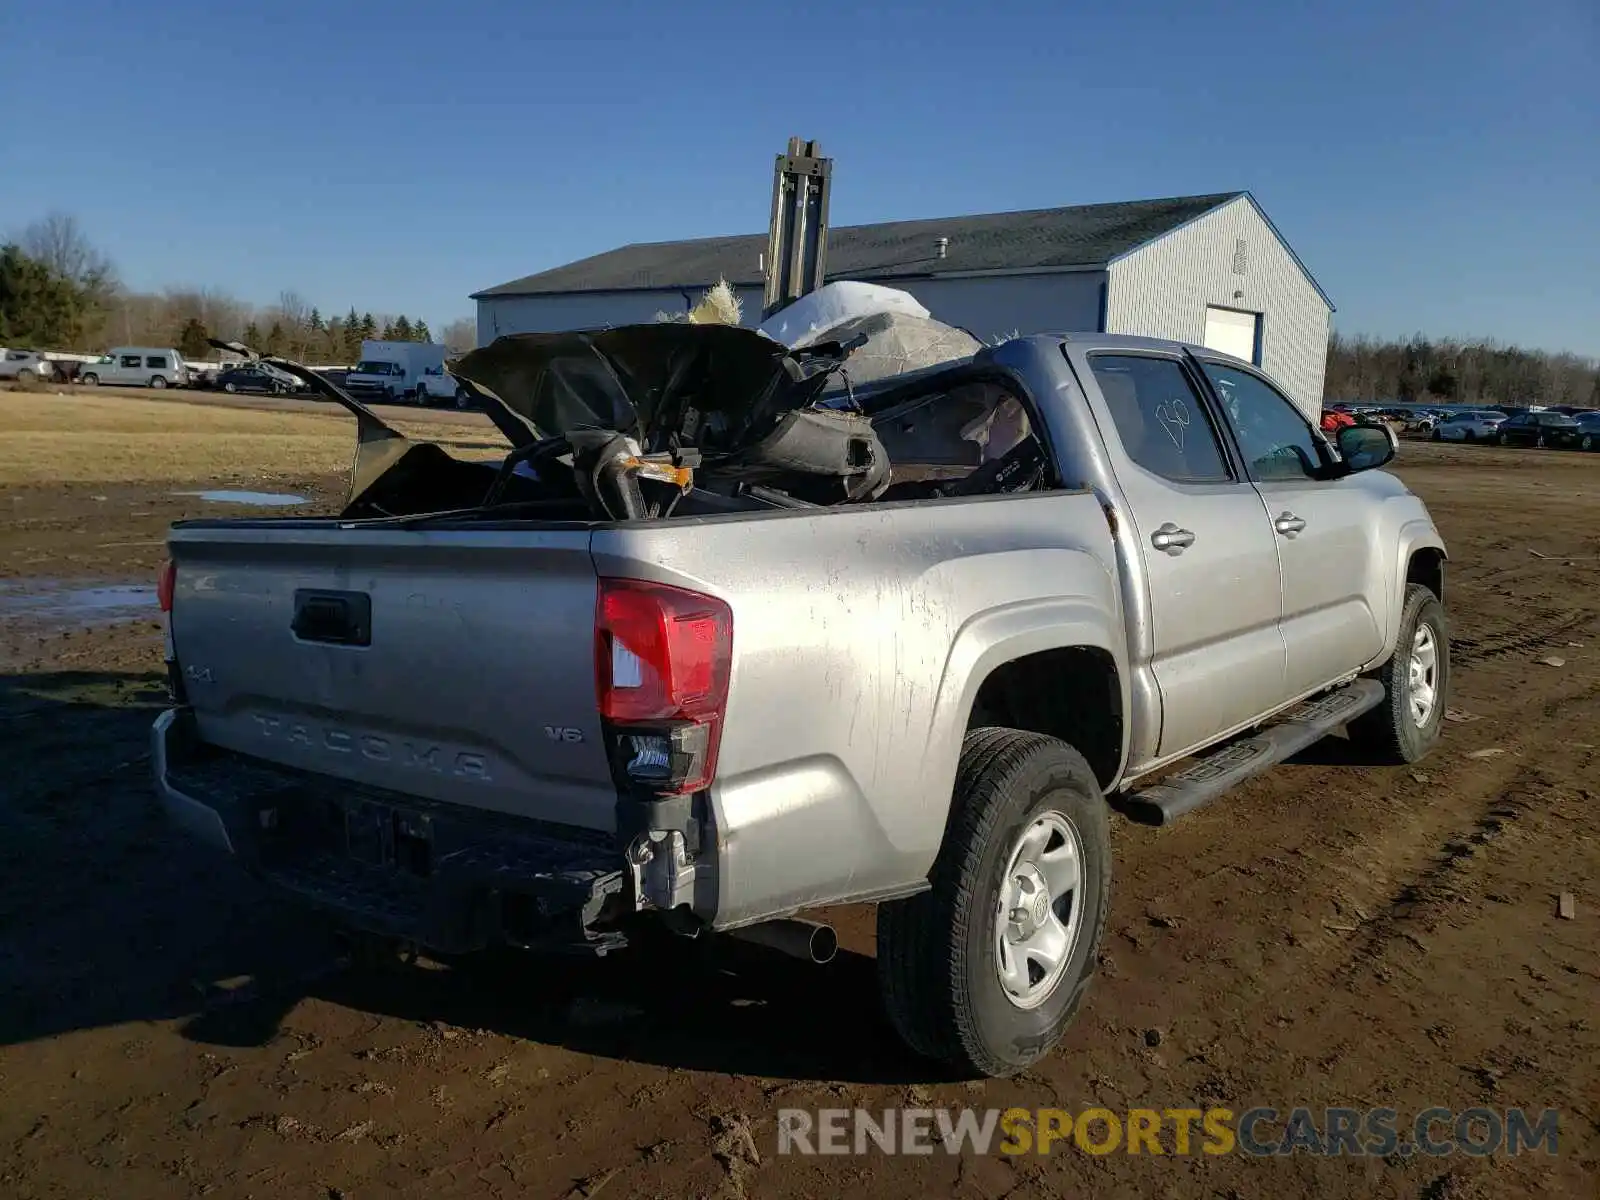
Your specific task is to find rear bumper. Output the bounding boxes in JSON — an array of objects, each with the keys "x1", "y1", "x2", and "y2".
[{"x1": 151, "y1": 708, "x2": 630, "y2": 955}]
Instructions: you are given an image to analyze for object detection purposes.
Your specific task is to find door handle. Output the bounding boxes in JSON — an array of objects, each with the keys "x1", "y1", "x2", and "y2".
[
  {"x1": 1274, "y1": 511, "x2": 1307, "y2": 537},
  {"x1": 1150, "y1": 523, "x2": 1196, "y2": 554}
]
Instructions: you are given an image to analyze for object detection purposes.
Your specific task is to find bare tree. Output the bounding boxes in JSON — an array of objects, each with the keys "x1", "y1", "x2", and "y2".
[
  {"x1": 276, "y1": 289, "x2": 310, "y2": 329},
  {"x1": 17, "y1": 212, "x2": 117, "y2": 292},
  {"x1": 441, "y1": 316, "x2": 477, "y2": 353}
]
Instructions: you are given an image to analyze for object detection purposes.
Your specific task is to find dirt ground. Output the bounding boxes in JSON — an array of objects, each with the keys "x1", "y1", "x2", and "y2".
[{"x1": 1, "y1": 391, "x2": 1597, "y2": 1199}]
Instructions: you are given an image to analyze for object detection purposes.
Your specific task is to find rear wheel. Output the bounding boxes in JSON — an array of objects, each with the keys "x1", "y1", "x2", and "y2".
[
  {"x1": 1463, "y1": 430, "x2": 1475, "y2": 442},
  {"x1": 149, "y1": 375, "x2": 167, "y2": 389},
  {"x1": 81, "y1": 373, "x2": 99, "y2": 386},
  {"x1": 1582, "y1": 434, "x2": 1595, "y2": 452},
  {"x1": 455, "y1": 388, "x2": 470, "y2": 410},
  {"x1": 876, "y1": 728, "x2": 1111, "y2": 1078},
  {"x1": 1349, "y1": 583, "x2": 1449, "y2": 764}
]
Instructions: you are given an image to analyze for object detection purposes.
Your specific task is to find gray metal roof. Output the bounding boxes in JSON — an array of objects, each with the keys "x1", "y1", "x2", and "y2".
[{"x1": 473, "y1": 191, "x2": 1246, "y2": 299}]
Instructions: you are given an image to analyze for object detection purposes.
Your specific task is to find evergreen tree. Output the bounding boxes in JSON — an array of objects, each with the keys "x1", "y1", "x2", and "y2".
[
  {"x1": 0, "y1": 244, "x2": 88, "y2": 346},
  {"x1": 393, "y1": 315, "x2": 414, "y2": 341},
  {"x1": 343, "y1": 308, "x2": 363, "y2": 360},
  {"x1": 307, "y1": 307, "x2": 324, "y2": 332},
  {"x1": 243, "y1": 321, "x2": 262, "y2": 349},
  {"x1": 264, "y1": 321, "x2": 286, "y2": 355},
  {"x1": 412, "y1": 319, "x2": 432, "y2": 343},
  {"x1": 177, "y1": 316, "x2": 211, "y2": 360},
  {"x1": 380, "y1": 320, "x2": 397, "y2": 340},
  {"x1": 359, "y1": 312, "x2": 377, "y2": 340}
]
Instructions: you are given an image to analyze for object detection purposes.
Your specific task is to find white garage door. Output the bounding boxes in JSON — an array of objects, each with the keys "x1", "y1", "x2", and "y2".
[{"x1": 1202, "y1": 306, "x2": 1259, "y2": 363}]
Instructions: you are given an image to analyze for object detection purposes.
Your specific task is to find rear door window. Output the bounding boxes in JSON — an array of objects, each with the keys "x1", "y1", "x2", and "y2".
[
  {"x1": 146, "y1": 356, "x2": 168, "y2": 369},
  {"x1": 119, "y1": 355, "x2": 142, "y2": 369},
  {"x1": 1087, "y1": 355, "x2": 1233, "y2": 484}
]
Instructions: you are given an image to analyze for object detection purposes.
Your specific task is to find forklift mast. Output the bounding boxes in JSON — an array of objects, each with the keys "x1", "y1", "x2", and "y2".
[{"x1": 762, "y1": 137, "x2": 833, "y2": 321}]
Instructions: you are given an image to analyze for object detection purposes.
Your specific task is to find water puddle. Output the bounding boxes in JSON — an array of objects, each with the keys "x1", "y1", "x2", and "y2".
[
  {"x1": 0, "y1": 581, "x2": 159, "y2": 627},
  {"x1": 172, "y1": 489, "x2": 310, "y2": 507}
]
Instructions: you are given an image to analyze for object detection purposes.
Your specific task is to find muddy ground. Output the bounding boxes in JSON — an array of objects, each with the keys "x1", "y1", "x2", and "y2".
[{"x1": 1, "y1": 422, "x2": 1597, "y2": 1198}]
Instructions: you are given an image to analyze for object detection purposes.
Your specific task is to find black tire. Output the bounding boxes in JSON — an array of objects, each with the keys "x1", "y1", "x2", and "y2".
[
  {"x1": 1463, "y1": 430, "x2": 1475, "y2": 442},
  {"x1": 1348, "y1": 583, "x2": 1449, "y2": 764},
  {"x1": 455, "y1": 388, "x2": 470, "y2": 410},
  {"x1": 149, "y1": 375, "x2": 167, "y2": 389},
  {"x1": 81, "y1": 373, "x2": 99, "y2": 386},
  {"x1": 1430, "y1": 429, "x2": 1441, "y2": 442},
  {"x1": 876, "y1": 728, "x2": 1111, "y2": 1078},
  {"x1": 1582, "y1": 434, "x2": 1595, "y2": 452}
]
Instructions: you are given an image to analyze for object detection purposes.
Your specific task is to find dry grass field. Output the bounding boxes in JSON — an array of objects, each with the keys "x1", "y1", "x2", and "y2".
[{"x1": 0, "y1": 390, "x2": 499, "y2": 486}]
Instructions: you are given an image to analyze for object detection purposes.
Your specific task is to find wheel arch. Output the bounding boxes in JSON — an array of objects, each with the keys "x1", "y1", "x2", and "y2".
[
  {"x1": 1377, "y1": 522, "x2": 1447, "y2": 665},
  {"x1": 924, "y1": 597, "x2": 1129, "y2": 809}
]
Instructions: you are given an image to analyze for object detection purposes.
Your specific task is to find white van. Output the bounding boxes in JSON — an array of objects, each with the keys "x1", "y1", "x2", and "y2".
[{"x1": 79, "y1": 348, "x2": 190, "y2": 389}]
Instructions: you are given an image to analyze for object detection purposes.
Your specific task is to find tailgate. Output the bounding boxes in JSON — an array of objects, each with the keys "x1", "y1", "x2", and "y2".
[{"x1": 167, "y1": 522, "x2": 618, "y2": 832}]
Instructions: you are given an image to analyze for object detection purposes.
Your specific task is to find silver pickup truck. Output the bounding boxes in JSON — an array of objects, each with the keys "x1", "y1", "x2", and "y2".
[{"x1": 153, "y1": 325, "x2": 1449, "y2": 1078}]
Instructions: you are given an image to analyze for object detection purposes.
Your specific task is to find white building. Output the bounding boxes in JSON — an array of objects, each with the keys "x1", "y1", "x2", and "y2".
[{"x1": 472, "y1": 191, "x2": 1334, "y2": 417}]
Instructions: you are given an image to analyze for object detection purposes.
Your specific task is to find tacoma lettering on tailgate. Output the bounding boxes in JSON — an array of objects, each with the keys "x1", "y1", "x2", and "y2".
[{"x1": 252, "y1": 714, "x2": 492, "y2": 781}]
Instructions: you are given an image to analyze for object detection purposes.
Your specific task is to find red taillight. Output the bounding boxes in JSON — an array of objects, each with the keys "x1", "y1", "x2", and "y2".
[
  {"x1": 595, "y1": 578, "x2": 732, "y2": 795},
  {"x1": 157, "y1": 559, "x2": 176, "y2": 613}
]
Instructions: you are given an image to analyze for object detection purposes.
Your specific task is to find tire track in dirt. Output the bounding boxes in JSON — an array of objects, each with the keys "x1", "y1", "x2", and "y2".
[
  {"x1": 1449, "y1": 611, "x2": 1596, "y2": 667},
  {"x1": 1238, "y1": 675, "x2": 1599, "y2": 1000}
]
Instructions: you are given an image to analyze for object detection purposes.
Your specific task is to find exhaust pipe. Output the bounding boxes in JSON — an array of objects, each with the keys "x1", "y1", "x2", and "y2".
[{"x1": 726, "y1": 917, "x2": 838, "y2": 964}]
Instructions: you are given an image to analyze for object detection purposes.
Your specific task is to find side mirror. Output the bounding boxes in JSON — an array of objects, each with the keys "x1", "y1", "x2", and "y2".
[{"x1": 1335, "y1": 423, "x2": 1396, "y2": 473}]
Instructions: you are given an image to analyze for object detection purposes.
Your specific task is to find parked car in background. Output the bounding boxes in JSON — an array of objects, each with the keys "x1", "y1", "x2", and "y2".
[
  {"x1": 412, "y1": 364, "x2": 472, "y2": 408},
  {"x1": 1576, "y1": 413, "x2": 1600, "y2": 452},
  {"x1": 344, "y1": 340, "x2": 449, "y2": 403},
  {"x1": 215, "y1": 363, "x2": 304, "y2": 395},
  {"x1": 1496, "y1": 411, "x2": 1582, "y2": 449},
  {"x1": 79, "y1": 347, "x2": 190, "y2": 389},
  {"x1": 0, "y1": 349, "x2": 56, "y2": 383},
  {"x1": 1432, "y1": 410, "x2": 1505, "y2": 443}
]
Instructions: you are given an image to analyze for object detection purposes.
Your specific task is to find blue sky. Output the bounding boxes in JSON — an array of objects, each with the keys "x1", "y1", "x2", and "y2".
[{"x1": 3, "y1": 0, "x2": 1595, "y2": 353}]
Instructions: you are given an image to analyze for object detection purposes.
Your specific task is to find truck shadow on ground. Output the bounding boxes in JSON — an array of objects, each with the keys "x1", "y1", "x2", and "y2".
[{"x1": 0, "y1": 670, "x2": 950, "y2": 1086}]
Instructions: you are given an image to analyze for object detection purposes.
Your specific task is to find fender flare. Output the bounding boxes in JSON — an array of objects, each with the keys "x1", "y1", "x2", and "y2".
[
  {"x1": 1386, "y1": 520, "x2": 1448, "y2": 657},
  {"x1": 904, "y1": 596, "x2": 1128, "y2": 872}
]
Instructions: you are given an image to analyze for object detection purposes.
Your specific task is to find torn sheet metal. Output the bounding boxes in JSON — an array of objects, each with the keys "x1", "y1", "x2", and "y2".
[{"x1": 449, "y1": 323, "x2": 841, "y2": 454}]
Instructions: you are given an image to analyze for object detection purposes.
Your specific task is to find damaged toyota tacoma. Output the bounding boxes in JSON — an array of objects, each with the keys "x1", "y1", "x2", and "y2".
[{"x1": 152, "y1": 310, "x2": 1449, "y2": 1077}]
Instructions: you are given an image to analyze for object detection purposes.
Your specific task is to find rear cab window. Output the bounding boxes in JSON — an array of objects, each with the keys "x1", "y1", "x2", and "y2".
[
  {"x1": 146, "y1": 356, "x2": 169, "y2": 369},
  {"x1": 1086, "y1": 354, "x2": 1233, "y2": 484}
]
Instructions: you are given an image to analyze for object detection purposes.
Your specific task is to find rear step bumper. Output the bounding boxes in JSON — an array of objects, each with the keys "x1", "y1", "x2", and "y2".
[
  {"x1": 151, "y1": 708, "x2": 629, "y2": 955},
  {"x1": 1120, "y1": 679, "x2": 1387, "y2": 826}
]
